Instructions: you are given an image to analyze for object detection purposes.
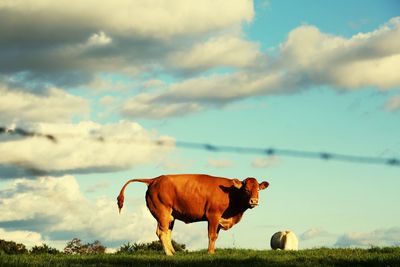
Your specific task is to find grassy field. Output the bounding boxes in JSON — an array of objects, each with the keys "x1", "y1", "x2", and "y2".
[{"x1": 1, "y1": 248, "x2": 400, "y2": 267}]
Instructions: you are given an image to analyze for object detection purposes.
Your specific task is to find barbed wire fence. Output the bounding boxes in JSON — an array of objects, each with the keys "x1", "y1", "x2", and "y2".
[{"x1": 1, "y1": 126, "x2": 399, "y2": 167}]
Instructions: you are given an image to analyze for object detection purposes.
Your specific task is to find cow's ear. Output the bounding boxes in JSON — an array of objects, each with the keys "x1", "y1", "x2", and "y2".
[
  {"x1": 259, "y1": 181, "x2": 269, "y2": 190},
  {"x1": 232, "y1": 179, "x2": 243, "y2": 189}
]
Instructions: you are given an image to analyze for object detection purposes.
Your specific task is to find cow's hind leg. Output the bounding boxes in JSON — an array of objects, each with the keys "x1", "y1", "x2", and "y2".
[
  {"x1": 168, "y1": 219, "x2": 176, "y2": 254},
  {"x1": 156, "y1": 214, "x2": 175, "y2": 256},
  {"x1": 156, "y1": 223, "x2": 173, "y2": 256},
  {"x1": 146, "y1": 193, "x2": 175, "y2": 255}
]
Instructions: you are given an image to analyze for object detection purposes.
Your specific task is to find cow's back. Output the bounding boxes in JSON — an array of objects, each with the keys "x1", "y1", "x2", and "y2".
[{"x1": 146, "y1": 174, "x2": 233, "y2": 223}]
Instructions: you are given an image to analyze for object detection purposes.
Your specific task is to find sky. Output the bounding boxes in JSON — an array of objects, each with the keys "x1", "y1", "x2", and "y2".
[{"x1": 0, "y1": 0, "x2": 400, "y2": 251}]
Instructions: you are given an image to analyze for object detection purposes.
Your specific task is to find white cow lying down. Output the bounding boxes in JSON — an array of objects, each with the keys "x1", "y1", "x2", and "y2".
[{"x1": 270, "y1": 230, "x2": 298, "y2": 250}]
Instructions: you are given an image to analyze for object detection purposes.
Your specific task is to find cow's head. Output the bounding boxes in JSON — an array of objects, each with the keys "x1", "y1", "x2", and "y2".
[{"x1": 233, "y1": 177, "x2": 269, "y2": 209}]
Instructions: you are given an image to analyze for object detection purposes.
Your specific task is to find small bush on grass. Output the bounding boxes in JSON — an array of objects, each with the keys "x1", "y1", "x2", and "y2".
[
  {"x1": 117, "y1": 240, "x2": 187, "y2": 254},
  {"x1": 64, "y1": 238, "x2": 106, "y2": 255},
  {"x1": 30, "y1": 243, "x2": 60, "y2": 254},
  {"x1": 0, "y1": 239, "x2": 28, "y2": 254}
]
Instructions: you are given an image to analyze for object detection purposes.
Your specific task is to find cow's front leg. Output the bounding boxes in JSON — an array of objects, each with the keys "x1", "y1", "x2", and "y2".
[{"x1": 207, "y1": 217, "x2": 221, "y2": 254}]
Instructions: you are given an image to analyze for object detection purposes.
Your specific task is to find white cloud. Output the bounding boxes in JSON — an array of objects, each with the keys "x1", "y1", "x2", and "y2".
[
  {"x1": 0, "y1": 175, "x2": 206, "y2": 249},
  {"x1": 87, "y1": 31, "x2": 112, "y2": 47},
  {"x1": 79, "y1": 76, "x2": 129, "y2": 92},
  {"x1": 327, "y1": 54, "x2": 400, "y2": 89},
  {"x1": 169, "y1": 35, "x2": 261, "y2": 71},
  {"x1": 278, "y1": 17, "x2": 400, "y2": 89},
  {"x1": 0, "y1": 0, "x2": 245, "y2": 92},
  {"x1": 207, "y1": 158, "x2": 234, "y2": 168},
  {"x1": 335, "y1": 227, "x2": 400, "y2": 247},
  {"x1": 121, "y1": 16, "x2": 400, "y2": 119},
  {"x1": 121, "y1": 71, "x2": 288, "y2": 119},
  {"x1": 122, "y1": 93, "x2": 202, "y2": 119},
  {"x1": 251, "y1": 156, "x2": 280, "y2": 168},
  {"x1": 0, "y1": 84, "x2": 89, "y2": 124},
  {"x1": 385, "y1": 95, "x2": 400, "y2": 111},
  {"x1": 300, "y1": 228, "x2": 332, "y2": 241},
  {"x1": 165, "y1": 71, "x2": 287, "y2": 102},
  {"x1": 0, "y1": 121, "x2": 174, "y2": 177},
  {"x1": 142, "y1": 79, "x2": 165, "y2": 89},
  {"x1": 99, "y1": 96, "x2": 117, "y2": 106},
  {"x1": 2, "y1": 2, "x2": 399, "y2": 120},
  {"x1": 0, "y1": 0, "x2": 254, "y2": 88},
  {"x1": 0, "y1": 0, "x2": 253, "y2": 38},
  {"x1": 0, "y1": 176, "x2": 156, "y2": 243},
  {"x1": 0, "y1": 228, "x2": 45, "y2": 248}
]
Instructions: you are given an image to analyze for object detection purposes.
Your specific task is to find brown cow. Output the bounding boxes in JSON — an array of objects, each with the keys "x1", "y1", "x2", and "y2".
[{"x1": 117, "y1": 174, "x2": 269, "y2": 255}]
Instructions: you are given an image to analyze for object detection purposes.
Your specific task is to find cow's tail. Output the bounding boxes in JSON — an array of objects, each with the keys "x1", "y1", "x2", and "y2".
[{"x1": 117, "y1": 178, "x2": 154, "y2": 214}]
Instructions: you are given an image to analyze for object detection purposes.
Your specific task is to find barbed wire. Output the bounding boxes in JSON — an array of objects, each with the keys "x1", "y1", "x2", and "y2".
[{"x1": 1, "y1": 126, "x2": 399, "y2": 167}]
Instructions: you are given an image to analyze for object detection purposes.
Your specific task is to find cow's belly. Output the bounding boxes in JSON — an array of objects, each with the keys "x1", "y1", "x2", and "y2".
[
  {"x1": 172, "y1": 209, "x2": 206, "y2": 224},
  {"x1": 170, "y1": 195, "x2": 209, "y2": 223}
]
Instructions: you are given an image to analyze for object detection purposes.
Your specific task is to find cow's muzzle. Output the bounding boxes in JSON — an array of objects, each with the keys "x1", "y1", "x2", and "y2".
[{"x1": 249, "y1": 198, "x2": 258, "y2": 208}]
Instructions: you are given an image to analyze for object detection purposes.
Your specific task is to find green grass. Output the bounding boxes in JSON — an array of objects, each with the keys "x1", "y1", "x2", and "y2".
[{"x1": 1, "y1": 248, "x2": 400, "y2": 267}]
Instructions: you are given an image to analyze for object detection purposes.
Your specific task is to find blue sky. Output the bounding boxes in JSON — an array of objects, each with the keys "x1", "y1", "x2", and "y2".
[{"x1": 0, "y1": 0, "x2": 399, "y2": 251}]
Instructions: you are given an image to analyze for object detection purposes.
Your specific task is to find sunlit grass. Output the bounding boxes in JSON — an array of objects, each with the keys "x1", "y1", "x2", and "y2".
[{"x1": 1, "y1": 248, "x2": 400, "y2": 267}]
